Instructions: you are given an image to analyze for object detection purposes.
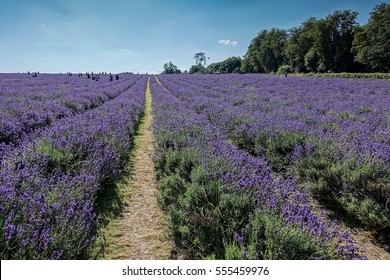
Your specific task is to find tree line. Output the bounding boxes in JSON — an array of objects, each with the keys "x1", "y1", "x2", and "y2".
[{"x1": 162, "y1": 3, "x2": 389, "y2": 74}]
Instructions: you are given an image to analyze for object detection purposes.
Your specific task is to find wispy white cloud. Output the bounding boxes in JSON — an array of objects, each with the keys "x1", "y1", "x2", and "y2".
[
  {"x1": 218, "y1": 39, "x2": 238, "y2": 45},
  {"x1": 120, "y1": 48, "x2": 135, "y2": 56}
]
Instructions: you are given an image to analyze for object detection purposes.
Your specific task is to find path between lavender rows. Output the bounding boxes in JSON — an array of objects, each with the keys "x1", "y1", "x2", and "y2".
[{"x1": 92, "y1": 78, "x2": 172, "y2": 259}]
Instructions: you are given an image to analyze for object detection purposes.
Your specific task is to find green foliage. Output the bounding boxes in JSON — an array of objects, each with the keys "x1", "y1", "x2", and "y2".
[
  {"x1": 252, "y1": 131, "x2": 306, "y2": 169},
  {"x1": 155, "y1": 147, "x2": 198, "y2": 181},
  {"x1": 224, "y1": 243, "x2": 244, "y2": 260},
  {"x1": 285, "y1": 18, "x2": 318, "y2": 73},
  {"x1": 63, "y1": 100, "x2": 79, "y2": 112},
  {"x1": 241, "y1": 28, "x2": 288, "y2": 74},
  {"x1": 170, "y1": 174, "x2": 224, "y2": 257},
  {"x1": 158, "y1": 149, "x2": 181, "y2": 177},
  {"x1": 205, "y1": 57, "x2": 242, "y2": 74},
  {"x1": 162, "y1": 61, "x2": 181, "y2": 74},
  {"x1": 189, "y1": 64, "x2": 206, "y2": 74},
  {"x1": 277, "y1": 65, "x2": 293, "y2": 75},
  {"x1": 218, "y1": 192, "x2": 254, "y2": 239},
  {"x1": 296, "y1": 72, "x2": 390, "y2": 79},
  {"x1": 352, "y1": 3, "x2": 390, "y2": 72},
  {"x1": 326, "y1": 10, "x2": 359, "y2": 72},
  {"x1": 189, "y1": 4, "x2": 388, "y2": 75},
  {"x1": 293, "y1": 142, "x2": 390, "y2": 229},
  {"x1": 338, "y1": 112, "x2": 356, "y2": 121},
  {"x1": 228, "y1": 117, "x2": 389, "y2": 231},
  {"x1": 292, "y1": 10, "x2": 359, "y2": 73},
  {"x1": 193, "y1": 52, "x2": 208, "y2": 67},
  {"x1": 188, "y1": 52, "x2": 209, "y2": 74},
  {"x1": 34, "y1": 139, "x2": 76, "y2": 173},
  {"x1": 304, "y1": 48, "x2": 322, "y2": 72},
  {"x1": 233, "y1": 99, "x2": 245, "y2": 106},
  {"x1": 241, "y1": 10, "x2": 360, "y2": 74},
  {"x1": 158, "y1": 174, "x2": 186, "y2": 209},
  {"x1": 357, "y1": 107, "x2": 373, "y2": 114},
  {"x1": 156, "y1": 149, "x2": 255, "y2": 258},
  {"x1": 245, "y1": 212, "x2": 337, "y2": 259},
  {"x1": 337, "y1": 194, "x2": 389, "y2": 229}
]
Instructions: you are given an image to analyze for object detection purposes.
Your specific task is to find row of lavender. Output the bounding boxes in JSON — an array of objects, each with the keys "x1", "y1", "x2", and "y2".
[
  {"x1": 0, "y1": 75, "x2": 147, "y2": 259},
  {"x1": 158, "y1": 74, "x2": 390, "y2": 232},
  {"x1": 0, "y1": 74, "x2": 141, "y2": 153},
  {"x1": 151, "y1": 76, "x2": 363, "y2": 259}
]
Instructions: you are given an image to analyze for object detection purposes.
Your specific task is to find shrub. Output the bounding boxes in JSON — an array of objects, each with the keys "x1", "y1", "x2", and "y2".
[
  {"x1": 245, "y1": 212, "x2": 337, "y2": 259},
  {"x1": 158, "y1": 174, "x2": 186, "y2": 209},
  {"x1": 277, "y1": 65, "x2": 293, "y2": 75}
]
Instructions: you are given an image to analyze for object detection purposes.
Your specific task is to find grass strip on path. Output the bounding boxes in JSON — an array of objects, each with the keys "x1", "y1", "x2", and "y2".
[{"x1": 90, "y1": 77, "x2": 172, "y2": 259}]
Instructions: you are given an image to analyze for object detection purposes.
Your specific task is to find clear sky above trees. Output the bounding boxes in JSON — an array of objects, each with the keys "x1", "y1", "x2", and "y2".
[{"x1": 0, "y1": 0, "x2": 385, "y2": 73}]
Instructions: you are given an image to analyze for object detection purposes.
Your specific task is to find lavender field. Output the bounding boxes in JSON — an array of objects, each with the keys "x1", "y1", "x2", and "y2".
[
  {"x1": 1, "y1": 73, "x2": 146, "y2": 259},
  {"x1": 1, "y1": 73, "x2": 389, "y2": 259}
]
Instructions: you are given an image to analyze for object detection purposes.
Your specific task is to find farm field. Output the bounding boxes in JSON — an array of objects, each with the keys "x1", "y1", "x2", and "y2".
[
  {"x1": 0, "y1": 73, "x2": 147, "y2": 259},
  {"x1": 0, "y1": 73, "x2": 389, "y2": 260}
]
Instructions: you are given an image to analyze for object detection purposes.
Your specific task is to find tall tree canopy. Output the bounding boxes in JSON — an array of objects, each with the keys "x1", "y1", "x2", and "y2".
[
  {"x1": 284, "y1": 17, "x2": 318, "y2": 73},
  {"x1": 353, "y1": 3, "x2": 390, "y2": 72},
  {"x1": 193, "y1": 52, "x2": 208, "y2": 67},
  {"x1": 190, "y1": 3, "x2": 388, "y2": 74},
  {"x1": 241, "y1": 28, "x2": 287, "y2": 74},
  {"x1": 284, "y1": 10, "x2": 359, "y2": 73},
  {"x1": 189, "y1": 52, "x2": 208, "y2": 74}
]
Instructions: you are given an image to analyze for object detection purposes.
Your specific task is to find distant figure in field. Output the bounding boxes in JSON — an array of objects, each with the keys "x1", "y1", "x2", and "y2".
[{"x1": 116, "y1": 74, "x2": 119, "y2": 80}]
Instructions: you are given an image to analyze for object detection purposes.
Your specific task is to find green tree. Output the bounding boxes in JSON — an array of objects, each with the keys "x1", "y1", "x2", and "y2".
[
  {"x1": 353, "y1": 3, "x2": 390, "y2": 72},
  {"x1": 193, "y1": 52, "x2": 208, "y2": 67},
  {"x1": 221, "y1": 56, "x2": 242, "y2": 73},
  {"x1": 206, "y1": 57, "x2": 242, "y2": 74},
  {"x1": 327, "y1": 10, "x2": 359, "y2": 72},
  {"x1": 305, "y1": 18, "x2": 332, "y2": 72},
  {"x1": 285, "y1": 22, "x2": 315, "y2": 73},
  {"x1": 189, "y1": 64, "x2": 205, "y2": 74},
  {"x1": 241, "y1": 29, "x2": 287, "y2": 74},
  {"x1": 241, "y1": 31, "x2": 266, "y2": 73},
  {"x1": 285, "y1": 11, "x2": 359, "y2": 73},
  {"x1": 162, "y1": 61, "x2": 181, "y2": 74},
  {"x1": 259, "y1": 28, "x2": 288, "y2": 73},
  {"x1": 189, "y1": 52, "x2": 208, "y2": 74}
]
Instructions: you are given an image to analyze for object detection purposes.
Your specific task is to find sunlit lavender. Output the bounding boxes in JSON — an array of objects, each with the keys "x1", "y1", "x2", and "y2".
[{"x1": 0, "y1": 73, "x2": 146, "y2": 259}]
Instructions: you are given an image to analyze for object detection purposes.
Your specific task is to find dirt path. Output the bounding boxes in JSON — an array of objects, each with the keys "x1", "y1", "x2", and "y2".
[{"x1": 93, "y1": 78, "x2": 171, "y2": 259}]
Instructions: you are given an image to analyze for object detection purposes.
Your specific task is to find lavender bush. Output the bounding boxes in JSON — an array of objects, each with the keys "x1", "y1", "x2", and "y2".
[
  {"x1": 0, "y1": 75, "x2": 147, "y2": 259},
  {"x1": 158, "y1": 74, "x2": 390, "y2": 231},
  {"x1": 151, "y1": 76, "x2": 364, "y2": 259},
  {"x1": 0, "y1": 74, "x2": 142, "y2": 156}
]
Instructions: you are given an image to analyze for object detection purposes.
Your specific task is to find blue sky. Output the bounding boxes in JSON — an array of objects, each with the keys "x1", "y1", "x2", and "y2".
[{"x1": 0, "y1": 0, "x2": 385, "y2": 73}]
